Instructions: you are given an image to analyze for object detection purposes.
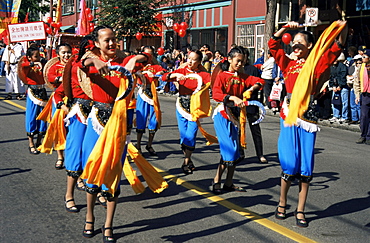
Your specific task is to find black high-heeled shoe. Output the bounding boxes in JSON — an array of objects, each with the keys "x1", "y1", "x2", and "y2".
[
  {"x1": 55, "y1": 159, "x2": 65, "y2": 170},
  {"x1": 294, "y1": 209, "x2": 308, "y2": 227},
  {"x1": 102, "y1": 225, "x2": 116, "y2": 243},
  {"x1": 212, "y1": 182, "x2": 222, "y2": 195},
  {"x1": 188, "y1": 160, "x2": 196, "y2": 171},
  {"x1": 181, "y1": 163, "x2": 192, "y2": 175},
  {"x1": 64, "y1": 197, "x2": 79, "y2": 213},
  {"x1": 28, "y1": 146, "x2": 40, "y2": 155},
  {"x1": 145, "y1": 145, "x2": 157, "y2": 156},
  {"x1": 82, "y1": 221, "x2": 95, "y2": 238},
  {"x1": 274, "y1": 205, "x2": 286, "y2": 220}
]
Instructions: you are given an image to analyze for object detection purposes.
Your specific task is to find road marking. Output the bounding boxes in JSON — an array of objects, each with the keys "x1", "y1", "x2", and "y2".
[
  {"x1": 0, "y1": 98, "x2": 26, "y2": 111},
  {"x1": 2, "y1": 100, "x2": 316, "y2": 243},
  {"x1": 157, "y1": 168, "x2": 317, "y2": 243}
]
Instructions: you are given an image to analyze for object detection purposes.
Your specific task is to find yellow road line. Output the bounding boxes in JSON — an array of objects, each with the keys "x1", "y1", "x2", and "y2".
[
  {"x1": 0, "y1": 98, "x2": 26, "y2": 111},
  {"x1": 157, "y1": 168, "x2": 317, "y2": 243},
  {"x1": 1, "y1": 99, "x2": 316, "y2": 242}
]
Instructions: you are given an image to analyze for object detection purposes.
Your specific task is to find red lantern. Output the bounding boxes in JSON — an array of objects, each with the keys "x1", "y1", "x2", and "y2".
[
  {"x1": 56, "y1": 22, "x2": 62, "y2": 29},
  {"x1": 89, "y1": 22, "x2": 94, "y2": 28},
  {"x1": 89, "y1": 26, "x2": 94, "y2": 32},
  {"x1": 178, "y1": 29, "x2": 186, "y2": 37},
  {"x1": 46, "y1": 17, "x2": 52, "y2": 24},
  {"x1": 51, "y1": 22, "x2": 57, "y2": 28},
  {"x1": 282, "y1": 33, "x2": 292, "y2": 45},
  {"x1": 45, "y1": 27, "x2": 52, "y2": 35},
  {"x1": 136, "y1": 32, "x2": 143, "y2": 41},
  {"x1": 87, "y1": 14, "x2": 94, "y2": 21},
  {"x1": 173, "y1": 23, "x2": 180, "y2": 33},
  {"x1": 180, "y1": 22, "x2": 188, "y2": 30},
  {"x1": 157, "y1": 47, "x2": 165, "y2": 56},
  {"x1": 85, "y1": 8, "x2": 91, "y2": 14}
]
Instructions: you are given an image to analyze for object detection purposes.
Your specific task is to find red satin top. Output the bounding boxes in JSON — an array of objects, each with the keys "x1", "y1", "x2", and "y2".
[
  {"x1": 162, "y1": 65, "x2": 210, "y2": 95},
  {"x1": 212, "y1": 71, "x2": 264, "y2": 102}
]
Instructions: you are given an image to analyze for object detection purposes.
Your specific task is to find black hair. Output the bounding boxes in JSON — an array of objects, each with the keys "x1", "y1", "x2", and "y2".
[
  {"x1": 214, "y1": 50, "x2": 224, "y2": 57},
  {"x1": 220, "y1": 46, "x2": 246, "y2": 71},
  {"x1": 203, "y1": 44, "x2": 210, "y2": 49},
  {"x1": 56, "y1": 43, "x2": 72, "y2": 53},
  {"x1": 77, "y1": 35, "x2": 94, "y2": 61},
  {"x1": 143, "y1": 45, "x2": 155, "y2": 53},
  {"x1": 26, "y1": 46, "x2": 39, "y2": 58},
  {"x1": 347, "y1": 46, "x2": 357, "y2": 54},
  {"x1": 295, "y1": 30, "x2": 315, "y2": 45},
  {"x1": 90, "y1": 25, "x2": 114, "y2": 42},
  {"x1": 190, "y1": 50, "x2": 203, "y2": 61}
]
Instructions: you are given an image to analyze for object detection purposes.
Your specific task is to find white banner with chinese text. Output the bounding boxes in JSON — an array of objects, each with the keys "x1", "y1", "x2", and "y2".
[{"x1": 8, "y1": 22, "x2": 46, "y2": 42}]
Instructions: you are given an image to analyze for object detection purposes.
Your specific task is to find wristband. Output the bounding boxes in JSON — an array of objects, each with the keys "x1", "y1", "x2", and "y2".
[
  {"x1": 56, "y1": 101, "x2": 65, "y2": 109},
  {"x1": 223, "y1": 95, "x2": 231, "y2": 103},
  {"x1": 271, "y1": 35, "x2": 282, "y2": 41},
  {"x1": 335, "y1": 39, "x2": 344, "y2": 49},
  {"x1": 81, "y1": 58, "x2": 90, "y2": 68}
]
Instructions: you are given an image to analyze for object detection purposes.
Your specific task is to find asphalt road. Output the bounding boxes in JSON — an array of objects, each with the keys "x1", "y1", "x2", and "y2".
[{"x1": 0, "y1": 77, "x2": 369, "y2": 243}]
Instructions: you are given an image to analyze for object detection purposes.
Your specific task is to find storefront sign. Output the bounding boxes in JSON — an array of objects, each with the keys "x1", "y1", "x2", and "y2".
[
  {"x1": 305, "y1": 8, "x2": 319, "y2": 26},
  {"x1": 8, "y1": 22, "x2": 46, "y2": 42}
]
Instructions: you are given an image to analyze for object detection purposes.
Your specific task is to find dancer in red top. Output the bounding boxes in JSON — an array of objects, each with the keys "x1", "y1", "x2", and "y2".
[
  {"x1": 211, "y1": 46, "x2": 264, "y2": 194},
  {"x1": 162, "y1": 50, "x2": 211, "y2": 175},
  {"x1": 21, "y1": 46, "x2": 48, "y2": 154},
  {"x1": 269, "y1": 21, "x2": 347, "y2": 227},
  {"x1": 44, "y1": 43, "x2": 72, "y2": 169},
  {"x1": 135, "y1": 58, "x2": 165, "y2": 155},
  {"x1": 79, "y1": 26, "x2": 148, "y2": 242}
]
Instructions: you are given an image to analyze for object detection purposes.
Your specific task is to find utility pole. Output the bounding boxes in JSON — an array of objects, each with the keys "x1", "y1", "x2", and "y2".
[{"x1": 48, "y1": 0, "x2": 54, "y2": 59}]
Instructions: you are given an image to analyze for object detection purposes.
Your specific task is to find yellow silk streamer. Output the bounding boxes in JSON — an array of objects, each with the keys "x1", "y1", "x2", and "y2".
[
  {"x1": 151, "y1": 81, "x2": 162, "y2": 129},
  {"x1": 127, "y1": 143, "x2": 168, "y2": 193},
  {"x1": 190, "y1": 83, "x2": 212, "y2": 121},
  {"x1": 196, "y1": 120, "x2": 218, "y2": 145},
  {"x1": 190, "y1": 82, "x2": 218, "y2": 145},
  {"x1": 123, "y1": 158, "x2": 146, "y2": 194},
  {"x1": 36, "y1": 93, "x2": 54, "y2": 123},
  {"x1": 80, "y1": 77, "x2": 130, "y2": 195},
  {"x1": 128, "y1": 98, "x2": 136, "y2": 109},
  {"x1": 285, "y1": 21, "x2": 345, "y2": 125},
  {"x1": 240, "y1": 90, "x2": 252, "y2": 149},
  {"x1": 38, "y1": 97, "x2": 67, "y2": 154}
]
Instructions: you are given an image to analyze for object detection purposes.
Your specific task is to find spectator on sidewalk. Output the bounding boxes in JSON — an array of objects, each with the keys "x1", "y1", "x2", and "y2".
[
  {"x1": 260, "y1": 50, "x2": 275, "y2": 108},
  {"x1": 354, "y1": 49, "x2": 370, "y2": 145},
  {"x1": 347, "y1": 54, "x2": 362, "y2": 125},
  {"x1": 1, "y1": 42, "x2": 26, "y2": 100},
  {"x1": 329, "y1": 53, "x2": 349, "y2": 123},
  {"x1": 0, "y1": 43, "x2": 6, "y2": 77}
]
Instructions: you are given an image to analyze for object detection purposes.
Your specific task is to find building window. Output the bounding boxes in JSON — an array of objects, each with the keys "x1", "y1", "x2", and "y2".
[
  {"x1": 237, "y1": 24, "x2": 255, "y2": 48},
  {"x1": 237, "y1": 24, "x2": 264, "y2": 63},
  {"x1": 62, "y1": 0, "x2": 74, "y2": 14},
  {"x1": 278, "y1": 0, "x2": 299, "y2": 23}
]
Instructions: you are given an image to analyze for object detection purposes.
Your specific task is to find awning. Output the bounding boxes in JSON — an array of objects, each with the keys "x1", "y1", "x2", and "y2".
[{"x1": 60, "y1": 25, "x2": 75, "y2": 32}]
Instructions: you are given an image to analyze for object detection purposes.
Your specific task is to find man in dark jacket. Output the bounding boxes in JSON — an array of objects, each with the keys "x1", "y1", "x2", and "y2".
[
  {"x1": 329, "y1": 53, "x2": 349, "y2": 123},
  {"x1": 243, "y1": 48, "x2": 267, "y2": 163}
]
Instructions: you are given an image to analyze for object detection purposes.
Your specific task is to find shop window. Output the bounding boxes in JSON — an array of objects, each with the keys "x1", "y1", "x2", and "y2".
[
  {"x1": 63, "y1": 0, "x2": 74, "y2": 14},
  {"x1": 237, "y1": 24, "x2": 264, "y2": 63},
  {"x1": 278, "y1": 0, "x2": 299, "y2": 23}
]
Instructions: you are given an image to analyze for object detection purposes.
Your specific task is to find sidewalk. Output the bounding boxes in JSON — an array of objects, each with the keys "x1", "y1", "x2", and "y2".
[{"x1": 160, "y1": 92, "x2": 361, "y2": 133}]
